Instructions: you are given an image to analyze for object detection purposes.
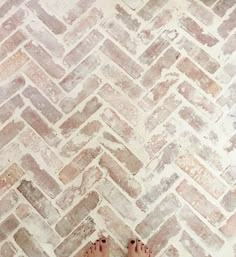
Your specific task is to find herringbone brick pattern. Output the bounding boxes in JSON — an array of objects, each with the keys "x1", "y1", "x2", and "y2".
[{"x1": 0, "y1": 0, "x2": 235, "y2": 256}]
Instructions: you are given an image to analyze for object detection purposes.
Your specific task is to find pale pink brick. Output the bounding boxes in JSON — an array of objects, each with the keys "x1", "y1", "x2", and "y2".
[
  {"x1": 64, "y1": 8, "x2": 103, "y2": 46},
  {"x1": 100, "y1": 39, "x2": 143, "y2": 79},
  {"x1": 17, "y1": 180, "x2": 60, "y2": 224},
  {"x1": 98, "y1": 206, "x2": 135, "y2": 247},
  {"x1": 0, "y1": 50, "x2": 29, "y2": 80},
  {"x1": 177, "y1": 57, "x2": 222, "y2": 97},
  {"x1": 105, "y1": 236, "x2": 126, "y2": 257},
  {"x1": 21, "y1": 154, "x2": 62, "y2": 199},
  {"x1": 23, "y1": 86, "x2": 62, "y2": 123},
  {"x1": 218, "y1": 8, "x2": 236, "y2": 38},
  {"x1": 99, "y1": 153, "x2": 142, "y2": 198},
  {"x1": 100, "y1": 131, "x2": 143, "y2": 175},
  {"x1": 160, "y1": 245, "x2": 179, "y2": 257},
  {"x1": 25, "y1": 41, "x2": 65, "y2": 79},
  {"x1": 0, "y1": 242, "x2": 16, "y2": 257},
  {"x1": 26, "y1": 0, "x2": 66, "y2": 34},
  {"x1": 55, "y1": 217, "x2": 96, "y2": 257},
  {"x1": 199, "y1": 0, "x2": 217, "y2": 6},
  {"x1": 180, "y1": 16, "x2": 218, "y2": 46},
  {"x1": 0, "y1": 190, "x2": 19, "y2": 219},
  {"x1": 0, "y1": 120, "x2": 24, "y2": 150},
  {"x1": 138, "y1": 0, "x2": 169, "y2": 21},
  {"x1": 176, "y1": 154, "x2": 226, "y2": 199},
  {"x1": 177, "y1": 180, "x2": 225, "y2": 225},
  {"x1": 223, "y1": 62, "x2": 236, "y2": 78},
  {"x1": 225, "y1": 134, "x2": 236, "y2": 152},
  {"x1": 103, "y1": 18, "x2": 137, "y2": 54},
  {"x1": 213, "y1": 0, "x2": 236, "y2": 17},
  {"x1": 180, "y1": 206, "x2": 224, "y2": 250},
  {"x1": 60, "y1": 54, "x2": 101, "y2": 92},
  {"x1": 0, "y1": 95, "x2": 24, "y2": 125},
  {"x1": 139, "y1": 72, "x2": 179, "y2": 111},
  {"x1": 220, "y1": 213, "x2": 236, "y2": 237},
  {"x1": 59, "y1": 146, "x2": 102, "y2": 184},
  {"x1": 216, "y1": 82, "x2": 236, "y2": 109},
  {"x1": 101, "y1": 64, "x2": 145, "y2": 102},
  {"x1": 0, "y1": 0, "x2": 24, "y2": 18},
  {"x1": 142, "y1": 47, "x2": 180, "y2": 88},
  {"x1": 64, "y1": 30, "x2": 103, "y2": 67},
  {"x1": 178, "y1": 82, "x2": 222, "y2": 121},
  {"x1": 136, "y1": 194, "x2": 180, "y2": 238},
  {"x1": 222, "y1": 165, "x2": 236, "y2": 185},
  {"x1": 136, "y1": 173, "x2": 179, "y2": 211},
  {"x1": 73, "y1": 242, "x2": 91, "y2": 257},
  {"x1": 147, "y1": 216, "x2": 181, "y2": 255},
  {"x1": 56, "y1": 166, "x2": 102, "y2": 210},
  {"x1": 99, "y1": 83, "x2": 142, "y2": 126},
  {"x1": 0, "y1": 214, "x2": 19, "y2": 242},
  {"x1": 0, "y1": 163, "x2": 24, "y2": 196},
  {"x1": 222, "y1": 34, "x2": 236, "y2": 56},
  {"x1": 145, "y1": 133, "x2": 167, "y2": 159},
  {"x1": 64, "y1": 0, "x2": 95, "y2": 24},
  {"x1": 221, "y1": 189, "x2": 236, "y2": 212}
]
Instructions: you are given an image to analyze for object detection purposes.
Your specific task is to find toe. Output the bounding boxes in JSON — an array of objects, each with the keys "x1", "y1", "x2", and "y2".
[
  {"x1": 100, "y1": 237, "x2": 108, "y2": 255},
  {"x1": 136, "y1": 239, "x2": 142, "y2": 252},
  {"x1": 145, "y1": 247, "x2": 150, "y2": 255},
  {"x1": 95, "y1": 240, "x2": 100, "y2": 251},
  {"x1": 128, "y1": 239, "x2": 136, "y2": 253},
  {"x1": 149, "y1": 251, "x2": 154, "y2": 257}
]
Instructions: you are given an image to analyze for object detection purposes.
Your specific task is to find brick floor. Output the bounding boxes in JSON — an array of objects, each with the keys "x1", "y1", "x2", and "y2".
[{"x1": 0, "y1": 0, "x2": 235, "y2": 256}]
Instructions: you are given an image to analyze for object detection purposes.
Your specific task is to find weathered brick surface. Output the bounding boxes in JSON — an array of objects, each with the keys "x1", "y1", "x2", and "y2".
[{"x1": 0, "y1": 0, "x2": 235, "y2": 256}]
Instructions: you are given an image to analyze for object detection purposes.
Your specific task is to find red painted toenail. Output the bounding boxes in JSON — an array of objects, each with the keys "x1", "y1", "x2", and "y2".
[{"x1": 131, "y1": 240, "x2": 135, "y2": 244}]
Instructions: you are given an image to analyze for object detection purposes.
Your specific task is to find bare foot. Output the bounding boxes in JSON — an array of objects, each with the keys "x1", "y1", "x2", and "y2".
[
  {"x1": 128, "y1": 239, "x2": 153, "y2": 257},
  {"x1": 86, "y1": 238, "x2": 109, "y2": 257}
]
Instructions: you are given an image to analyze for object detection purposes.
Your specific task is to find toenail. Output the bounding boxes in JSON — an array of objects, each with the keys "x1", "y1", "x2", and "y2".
[
  {"x1": 102, "y1": 239, "x2": 106, "y2": 243},
  {"x1": 131, "y1": 240, "x2": 135, "y2": 244},
  {"x1": 138, "y1": 240, "x2": 141, "y2": 241}
]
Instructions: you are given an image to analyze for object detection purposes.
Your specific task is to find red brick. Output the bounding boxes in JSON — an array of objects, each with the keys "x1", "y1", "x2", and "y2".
[
  {"x1": 145, "y1": 133, "x2": 167, "y2": 159},
  {"x1": 59, "y1": 146, "x2": 102, "y2": 184},
  {"x1": 64, "y1": 8, "x2": 103, "y2": 46},
  {"x1": 0, "y1": 95, "x2": 24, "y2": 125},
  {"x1": 136, "y1": 194, "x2": 180, "y2": 238},
  {"x1": 60, "y1": 54, "x2": 101, "y2": 92},
  {"x1": 0, "y1": 120, "x2": 24, "y2": 150},
  {"x1": 176, "y1": 154, "x2": 226, "y2": 198},
  {"x1": 180, "y1": 16, "x2": 218, "y2": 46},
  {"x1": 0, "y1": 190, "x2": 19, "y2": 220},
  {"x1": 25, "y1": 41, "x2": 65, "y2": 79},
  {"x1": 177, "y1": 57, "x2": 222, "y2": 97},
  {"x1": 139, "y1": 72, "x2": 179, "y2": 111},
  {"x1": 178, "y1": 82, "x2": 222, "y2": 121},
  {"x1": 100, "y1": 39, "x2": 143, "y2": 79},
  {"x1": 56, "y1": 191, "x2": 99, "y2": 237},
  {"x1": 21, "y1": 107, "x2": 61, "y2": 147},
  {"x1": 103, "y1": 18, "x2": 137, "y2": 54},
  {"x1": 98, "y1": 206, "x2": 135, "y2": 247},
  {"x1": 64, "y1": 30, "x2": 103, "y2": 67},
  {"x1": 55, "y1": 217, "x2": 96, "y2": 257},
  {"x1": 145, "y1": 94, "x2": 182, "y2": 132},
  {"x1": 0, "y1": 0, "x2": 24, "y2": 18},
  {"x1": 17, "y1": 180, "x2": 60, "y2": 224},
  {"x1": 23, "y1": 86, "x2": 62, "y2": 123},
  {"x1": 136, "y1": 173, "x2": 179, "y2": 211},
  {"x1": 225, "y1": 134, "x2": 236, "y2": 152},
  {"x1": 180, "y1": 231, "x2": 213, "y2": 257},
  {"x1": 100, "y1": 131, "x2": 143, "y2": 175},
  {"x1": 221, "y1": 189, "x2": 236, "y2": 212},
  {"x1": 147, "y1": 216, "x2": 181, "y2": 254},
  {"x1": 99, "y1": 153, "x2": 141, "y2": 198},
  {"x1": 101, "y1": 64, "x2": 145, "y2": 102},
  {"x1": 26, "y1": 0, "x2": 66, "y2": 34},
  {"x1": 0, "y1": 242, "x2": 16, "y2": 257},
  {"x1": 26, "y1": 21, "x2": 65, "y2": 57},
  {"x1": 159, "y1": 245, "x2": 179, "y2": 257},
  {"x1": 138, "y1": 0, "x2": 169, "y2": 21},
  {"x1": 56, "y1": 166, "x2": 102, "y2": 210},
  {"x1": 220, "y1": 213, "x2": 236, "y2": 237},
  {"x1": 0, "y1": 214, "x2": 19, "y2": 242},
  {"x1": 177, "y1": 180, "x2": 225, "y2": 225},
  {"x1": 218, "y1": 8, "x2": 236, "y2": 38},
  {"x1": 99, "y1": 83, "x2": 142, "y2": 126},
  {"x1": 115, "y1": 4, "x2": 141, "y2": 31},
  {"x1": 213, "y1": 0, "x2": 236, "y2": 17},
  {"x1": 0, "y1": 50, "x2": 29, "y2": 80},
  {"x1": 179, "y1": 206, "x2": 224, "y2": 250},
  {"x1": 14, "y1": 228, "x2": 50, "y2": 257},
  {"x1": 0, "y1": 163, "x2": 24, "y2": 196},
  {"x1": 64, "y1": 0, "x2": 95, "y2": 24},
  {"x1": 142, "y1": 47, "x2": 180, "y2": 88},
  {"x1": 21, "y1": 154, "x2": 62, "y2": 199}
]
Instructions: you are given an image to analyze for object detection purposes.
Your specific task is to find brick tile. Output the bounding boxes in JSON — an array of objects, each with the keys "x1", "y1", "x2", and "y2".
[
  {"x1": 22, "y1": 86, "x2": 62, "y2": 123},
  {"x1": 177, "y1": 57, "x2": 222, "y2": 97},
  {"x1": 0, "y1": 242, "x2": 16, "y2": 257},
  {"x1": 0, "y1": 190, "x2": 19, "y2": 220},
  {"x1": 0, "y1": 0, "x2": 24, "y2": 18},
  {"x1": 56, "y1": 191, "x2": 99, "y2": 237},
  {"x1": 54, "y1": 217, "x2": 96, "y2": 257},
  {"x1": 220, "y1": 213, "x2": 236, "y2": 237},
  {"x1": 100, "y1": 39, "x2": 143, "y2": 79},
  {"x1": 145, "y1": 133, "x2": 167, "y2": 159},
  {"x1": 199, "y1": 0, "x2": 217, "y2": 6},
  {"x1": 218, "y1": 8, "x2": 236, "y2": 38},
  {"x1": 177, "y1": 180, "x2": 225, "y2": 225},
  {"x1": 25, "y1": 41, "x2": 65, "y2": 79},
  {"x1": 142, "y1": 47, "x2": 180, "y2": 88},
  {"x1": 26, "y1": 0, "x2": 66, "y2": 34},
  {"x1": 14, "y1": 228, "x2": 50, "y2": 257},
  {"x1": 225, "y1": 133, "x2": 236, "y2": 152},
  {"x1": 213, "y1": 0, "x2": 236, "y2": 17},
  {"x1": 159, "y1": 245, "x2": 179, "y2": 257},
  {"x1": 0, "y1": 214, "x2": 19, "y2": 242},
  {"x1": 221, "y1": 189, "x2": 236, "y2": 212},
  {"x1": 217, "y1": 82, "x2": 236, "y2": 109},
  {"x1": 21, "y1": 154, "x2": 62, "y2": 199},
  {"x1": 17, "y1": 180, "x2": 60, "y2": 224},
  {"x1": 136, "y1": 194, "x2": 180, "y2": 238},
  {"x1": 0, "y1": 163, "x2": 24, "y2": 196}
]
